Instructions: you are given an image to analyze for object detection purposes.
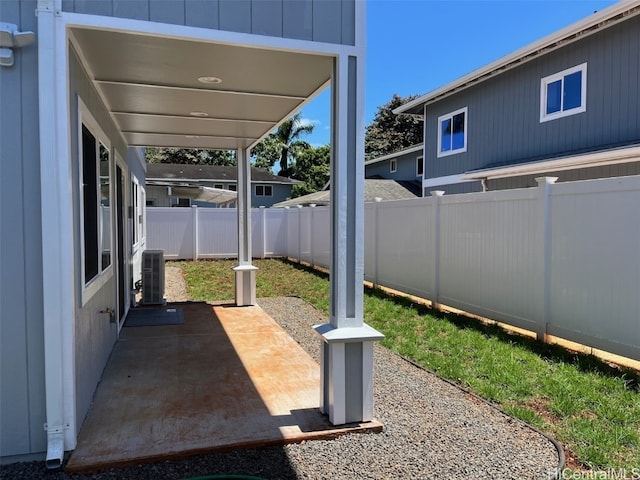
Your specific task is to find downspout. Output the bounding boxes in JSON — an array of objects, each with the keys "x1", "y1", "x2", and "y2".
[{"x1": 37, "y1": 0, "x2": 72, "y2": 469}]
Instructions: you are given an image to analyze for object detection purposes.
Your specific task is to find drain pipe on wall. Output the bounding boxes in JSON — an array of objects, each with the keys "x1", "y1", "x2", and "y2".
[{"x1": 38, "y1": 0, "x2": 74, "y2": 469}]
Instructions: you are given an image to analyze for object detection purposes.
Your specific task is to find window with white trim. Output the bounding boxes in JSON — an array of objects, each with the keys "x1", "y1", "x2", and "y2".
[
  {"x1": 214, "y1": 183, "x2": 223, "y2": 189},
  {"x1": 228, "y1": 183, "x2": 237, "y2": 192},
  {"x1": 540, "y1": 63, "x2": 587, "y2": 122},
  {"x1": 390, "y1": 159, "x2": 397, "y2": 173},
  {"x1": 255, "y1": 184, "x2": 273, "y2": 197},
  {"x1": 437, "y1": 107, "x2": 467, "y2": 157},
  {"x1": 80, "y1": 109, "x2": 112, "y2": 288},
  {"x1": 416, "y1": 156, "x2": 424, "y2": 176}
]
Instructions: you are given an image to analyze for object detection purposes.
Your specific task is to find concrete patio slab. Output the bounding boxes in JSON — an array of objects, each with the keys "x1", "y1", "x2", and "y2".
[{"x1": 66, "y1": 302, "x2": 382, "y2": 473}]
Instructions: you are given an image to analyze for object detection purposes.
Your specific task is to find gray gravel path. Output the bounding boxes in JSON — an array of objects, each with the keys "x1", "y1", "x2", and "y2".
[{"x1": 1, "y1": 295, "x2": 561, "y2": 479}]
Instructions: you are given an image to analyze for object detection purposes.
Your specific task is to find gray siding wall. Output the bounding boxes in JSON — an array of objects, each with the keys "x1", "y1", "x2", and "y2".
[
  {"x1": 62, "y1": 0, "x2": 356, "y2": 46},
  {"x1": 487, "y1": 160, "x2": 640, "y2": 191},
  {"x1": 365, "y1": 151, "x2": 423, "y2": 181},
  {"x1": 424, "y1": 16, "x2": 640, "y2": 180},
  {"x1": 69, "y1": 46, "x2": 129, "y2": 430},
  {"x1": 252, "y1": 183, "x2": 293, "y2": 207},
  {"x1": 425, "y1": 181, "x2": 483, "y2": 196},
  {"x1": 0, "y1": 0, "x2": 46, "y2": 458}
]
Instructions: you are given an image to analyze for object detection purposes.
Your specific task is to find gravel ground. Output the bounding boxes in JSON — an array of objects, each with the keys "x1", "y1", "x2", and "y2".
[{"x1": 1, "y1": 269, "x2": 562, "y2": 479}]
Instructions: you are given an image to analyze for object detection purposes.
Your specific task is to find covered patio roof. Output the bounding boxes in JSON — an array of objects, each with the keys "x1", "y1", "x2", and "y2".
[{"x1": 69, "y1": 26, "x2": 333, "y2": 150}]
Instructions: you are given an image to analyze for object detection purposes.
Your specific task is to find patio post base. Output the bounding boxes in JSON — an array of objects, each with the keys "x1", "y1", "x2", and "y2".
[
  {"x1": 314, "y1": 323, "x2": 384, "y2": 425},
  {"x1": 232, "y1": 264, "x2": 258, "y2": 306}
]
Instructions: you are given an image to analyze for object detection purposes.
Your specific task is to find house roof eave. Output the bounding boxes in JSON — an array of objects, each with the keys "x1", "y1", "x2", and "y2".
[{"x1": 393, "y1": 1, "x2": 640, "y2": 115}]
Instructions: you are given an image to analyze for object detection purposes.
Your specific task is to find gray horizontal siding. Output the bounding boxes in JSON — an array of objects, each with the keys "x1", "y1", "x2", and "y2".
[
  {"x1": 63, "y1": 0, "x2": 356, "y2": 46},
  {"x1": 487, "y1": 161, "x2": 640, "y2": 191},
  {"x1": 424, "y1": 15, "x2": 640, "y2": 180},
  {"x1": 365, "y1": 151, "x2": 423, "y2": 181},
  {"x1": 252, "y1": 183, "x2": 294, "y2": 207},
  {"x1": 424, "y1": 181, "x2": 483, "y2": 196},
  {"x1": 69, "y1": 46, "x2": 126, "y2": 429},
  {"x1": 0, "y1": 0, "x2": 46, "y2": 458}
]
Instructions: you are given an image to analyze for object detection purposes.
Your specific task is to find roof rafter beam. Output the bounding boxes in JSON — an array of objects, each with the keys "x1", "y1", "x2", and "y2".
[
  {"x1": 95, "y1": 79, "x2": 307, "y2": 100},
  {"x1": 112, "y1": 111, "x2": 276, "y2": 125}
]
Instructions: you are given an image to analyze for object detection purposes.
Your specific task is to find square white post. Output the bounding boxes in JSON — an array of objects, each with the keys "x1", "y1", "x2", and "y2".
[
  {"x1": 233, "y1": 148, "x2": 258, "y2": 306},
  {"x1": 314, "y1": 51, "x2": 383, "y2": 425}
]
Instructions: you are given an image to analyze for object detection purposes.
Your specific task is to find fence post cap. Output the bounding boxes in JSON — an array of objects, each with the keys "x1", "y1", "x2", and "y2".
[
  {"x1": 374, "y1": 197, "x2": 382, "y2": 203},
  {"x1": 430, "y1": 190, "x2": 445, "y2": 197},
  {"x1": 535, "y1": 177, "x2": 558, "y2": 186}
]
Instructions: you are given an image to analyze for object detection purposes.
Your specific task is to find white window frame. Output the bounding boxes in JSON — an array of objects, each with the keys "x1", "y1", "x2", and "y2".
[
  {"x1": 416, "y1": 156, "x2": 424, "y2": 177},
  {"x1": 437, "y1": 107, "x2": 468, "y2": 158},
  {"x1": 540, "y1": 63, "x2": 587, "y2": 123},
  {"x1": 390, "y1": 158, "x2": 397, "y2": 173},
  {"x1": 78, "y1": 98, "x2": 114, "y2": 305}
]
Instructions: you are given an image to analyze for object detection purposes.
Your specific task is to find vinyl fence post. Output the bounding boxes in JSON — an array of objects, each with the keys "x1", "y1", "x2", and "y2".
[
  {"x1": 297, "y1": 205, "x2": 303, "y2": 263},
  {"x1": 192, "y1": 205, "x2": 198, "y2": 261},
  {"x1": 310, "y1": 204, "x2": 316, "y2": 268},
  {"x1": 430, "y1": 191, "x2": 445, "y2": 310},
  {"x1": 535, "y1": 177, "x2": 557, "y2": 343},
  {"x1": 259, "y1": 206, "x2": 266, "y2": 259},
  {"x1": 373, "y1": 197, "x2": 382, "y2": 289}
]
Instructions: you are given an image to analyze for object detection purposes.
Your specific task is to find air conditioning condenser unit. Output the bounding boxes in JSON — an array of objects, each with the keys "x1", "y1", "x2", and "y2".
[{"x1": 142, "y1": 250, "x2": 165, "y2": 305}]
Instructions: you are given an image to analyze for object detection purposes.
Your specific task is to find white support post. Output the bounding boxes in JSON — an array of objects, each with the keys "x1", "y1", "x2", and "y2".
[
  {"x1": 233, "y1": 148, "x2": 257, "y2": 306},
  {"x1": 535, "y1": 177, "x2": 557, "y2": 342},
  {"x1": 430, "y1": 190, "x2": 445, "y2": 310},
  {"x1": 314, "y1": 52, "x2": 383, "y2": 426}
]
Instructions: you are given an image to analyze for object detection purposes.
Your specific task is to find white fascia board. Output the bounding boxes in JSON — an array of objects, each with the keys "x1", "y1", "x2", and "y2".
[
  {"x1": 463, "y1": 145, "x2": 640, "y2": 180},
  {"x1": 146, "y1": 177, "x2": 298, "y2": 185},
  {"x1": 422, "y1": 173, "x2": 478, "y2": 189},
  {"x1": 364, "y1": 144, "x2": 424, "y2": 166},
  {"x1": 394, "y1": 0, "x2": 640, "y2": 115}
]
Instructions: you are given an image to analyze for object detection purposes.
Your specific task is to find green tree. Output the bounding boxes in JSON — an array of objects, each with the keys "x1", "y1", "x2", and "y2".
[
  {"x1": 365, "y1": 93, "x2": 424, "y2": 160},
  {"x1": 290, "y1": 145, "x2": 330, "y2": 198},
  {"x1": 145, "y1": 147, "x2": 236, "y2": 166},
  {"x1": 251, "y1": 112, "x2": 314, "y2": 177}
]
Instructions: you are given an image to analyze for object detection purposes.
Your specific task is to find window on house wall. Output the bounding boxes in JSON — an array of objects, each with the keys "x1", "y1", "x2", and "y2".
[
  {"x1": 255, "y1": 185, "x2": 273, "y2": 196},
  {"x1": 81, "y1": 120, "x2": 112, "y2": 287},
  {"x1": 416, "y1": 156, "x2": 424, "y2": 176},
  {"x1": 540, "y1": 63, "x2": 587, "y2": 122},
  {"x1": 228, "y1": 184, "x2": 237, "y2": 191},
  {"x1": 438, "y1": 107, "x2": 467, "y2": 157},
  {"x1": 390, "y1": 159, "x2": 397, "y2": 173},
  {"x1": 214, "y1": 183, "x2": 224, "y2": 189},
  {"x1": 146, "y1": 199, "x2": 156, "y2": 207},
  {"x1": 174, "y1": 197, "x2": 191, "y2": 207}
]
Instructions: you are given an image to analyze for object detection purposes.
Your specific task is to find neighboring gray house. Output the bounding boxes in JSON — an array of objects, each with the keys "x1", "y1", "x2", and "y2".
[
  {"x1": 2, "y1": 0, "x2": 379, "y2": 468},
  {"x1": 146, "y1": 163, "x2": 300, "y2": 208},
  {"x1": 273, "y1": 178, "x2": 422, "y2": 207},
  {"x1": 364, "y1": 144, "x2": 424, "y2": 188},
  {"x1": 395, "y1": 1, "x2": 640, "y2": 195}
]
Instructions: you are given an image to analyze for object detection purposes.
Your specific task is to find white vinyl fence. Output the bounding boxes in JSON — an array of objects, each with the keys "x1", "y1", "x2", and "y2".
[{"x1": 147, "y1": 176, "x2": 640, "y2": 361}]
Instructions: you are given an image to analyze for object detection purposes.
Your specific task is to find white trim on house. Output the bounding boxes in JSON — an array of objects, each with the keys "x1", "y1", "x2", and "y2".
[
  {"x1": 364, "y1": 144, "x2": 423, "y2": 166},
  {"x1": 437, "y1": 107, "x2": 468, "y2": 158},
  {"x1": 78, "y1": 98, "x2": 115, "y2": 306},
  {"x1": 422, "y1": 173, "x2": 478, "y2": 189},
  {"x1": 540, "y1": 63, "x2": 587, "y2": 123},
  {"x1": 463, "y1": 144, "x2": 640, "y2": 181},
  {"x1": 394, "y1": 1, "x2": 640, "y2": 114}
]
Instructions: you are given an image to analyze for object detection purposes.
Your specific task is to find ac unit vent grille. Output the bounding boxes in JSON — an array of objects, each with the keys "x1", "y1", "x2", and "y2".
[{"x1": 142, "y1": 250, "x2": 165, "y2": 305}]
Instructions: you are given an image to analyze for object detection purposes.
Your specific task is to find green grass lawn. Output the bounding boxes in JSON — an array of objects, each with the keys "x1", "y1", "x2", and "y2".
[{"x1": 174, "y1": 258, "x2": 640, "y2": 472}]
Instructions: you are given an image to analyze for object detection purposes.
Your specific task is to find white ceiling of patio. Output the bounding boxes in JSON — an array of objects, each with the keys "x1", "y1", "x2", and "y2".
[{"x1": 70, "y1": 27, "x2": 333, "y2": 150}]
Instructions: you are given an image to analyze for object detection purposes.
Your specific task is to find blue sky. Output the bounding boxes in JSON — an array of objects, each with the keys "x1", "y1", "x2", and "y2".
[{"x1": 300, "y1": 0, "x2": 618, "y2": 147}]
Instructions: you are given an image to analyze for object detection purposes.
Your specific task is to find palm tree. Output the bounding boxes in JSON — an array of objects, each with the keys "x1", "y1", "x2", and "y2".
[{"x1": 273, "y1": 113, "x2": 315, "y2": 177}]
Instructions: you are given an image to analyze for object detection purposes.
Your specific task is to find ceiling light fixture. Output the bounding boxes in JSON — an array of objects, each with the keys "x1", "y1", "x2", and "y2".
[
  {"x1": 197, "y1": 76, "x2": 222, "y2": 84},
  {"x1": 189, "y1": 111, "x2": 209, "y2": 117}
]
